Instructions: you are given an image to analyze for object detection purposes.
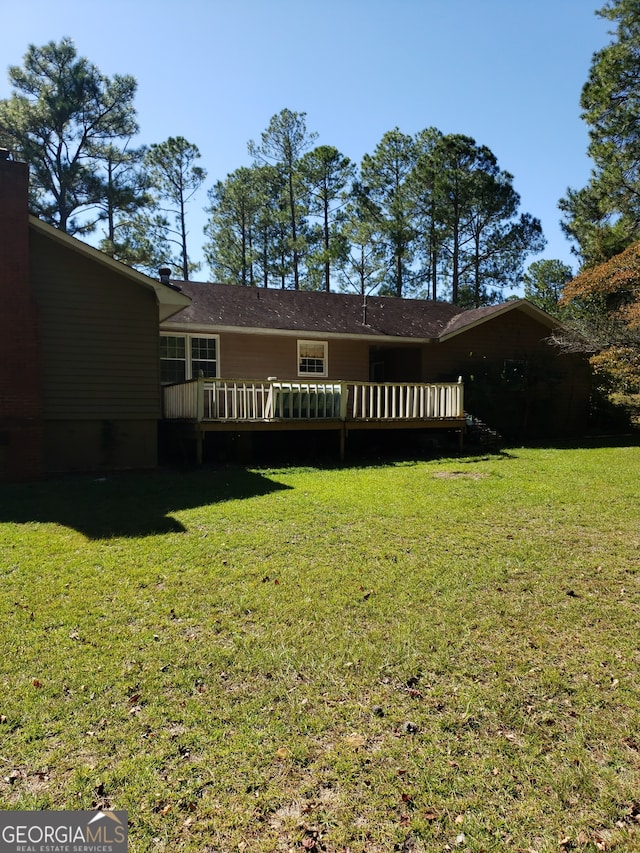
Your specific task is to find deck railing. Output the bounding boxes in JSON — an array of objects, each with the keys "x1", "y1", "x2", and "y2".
[
  {"x1": 163, "y1": 377, "x2": 464, "y2": 423},
  {"x1": 350, "y1": 379, "x2": 464, "y2": 420}
]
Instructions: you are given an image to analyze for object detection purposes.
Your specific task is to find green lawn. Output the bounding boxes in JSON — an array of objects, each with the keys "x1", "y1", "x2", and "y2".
[{"x1": 1, "y1": 443, "x2": 639, "y2": 852}]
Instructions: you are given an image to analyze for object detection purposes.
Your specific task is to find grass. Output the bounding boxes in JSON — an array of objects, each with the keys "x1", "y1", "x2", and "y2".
[{"x1": 1, "y1": 442, "x2": 639, "y2": 852}]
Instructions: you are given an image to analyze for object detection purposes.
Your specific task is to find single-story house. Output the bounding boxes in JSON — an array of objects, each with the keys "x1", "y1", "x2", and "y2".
[
  {"x1": 159, "y1": 279, "x2": 591, "y2": 458},
  {"x1": 0, "y1": 156, "x2": 190, "y2": 481},
  {"x1": 2, "y1": 151, "x2": 591, "y2": 479}
]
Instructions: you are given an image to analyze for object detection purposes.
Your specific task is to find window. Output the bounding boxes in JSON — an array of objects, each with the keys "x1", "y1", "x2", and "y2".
[
  {"x1": 298, "y1": 340, "x2": 327, "y2": 376},
  {"x1": 160, "y1": 335, "x2": 186, "y2": 384},
  {"x1": 191, "y1": 336, "x2": 217, "y2": 378},
  {"x1": 160, "y1": 334, "x2": 219, "y2": 384}
]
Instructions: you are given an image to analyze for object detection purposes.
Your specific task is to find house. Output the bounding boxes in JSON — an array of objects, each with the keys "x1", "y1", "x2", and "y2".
[
  {"x1": 1, "y1": 151, "x2": 590, "y2": 479},
  {"x1": 159, "y1": 280, "x2": 591, "y2": 460},
  {"x1": 0, "y1": 155, "x2": 190, "y2": 482}
]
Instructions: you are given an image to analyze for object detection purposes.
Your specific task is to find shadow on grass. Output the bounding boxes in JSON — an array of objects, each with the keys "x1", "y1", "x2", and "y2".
[{"x1": 0, "y1": 467, "x2": 291, "y2": 539}]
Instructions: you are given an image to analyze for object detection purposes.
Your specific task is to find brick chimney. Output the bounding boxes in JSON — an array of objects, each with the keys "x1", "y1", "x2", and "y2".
[{"x1": 0, "y1": 155, "x2": 44, "y2": 480}]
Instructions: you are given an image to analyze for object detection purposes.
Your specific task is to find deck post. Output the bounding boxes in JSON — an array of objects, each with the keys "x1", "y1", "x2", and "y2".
[
  {"x1": 196, "y1": 375, "x2": 205, "y2": 422},
  {"x1": 339, "y1": 425, "x2": 346, "y2": 462},
  {"x1": 195, "y1": 428, "x2": 204, "y2": 465},
  {"x1": 339, "y1": 382, "x2": 349, "y2": 420}
]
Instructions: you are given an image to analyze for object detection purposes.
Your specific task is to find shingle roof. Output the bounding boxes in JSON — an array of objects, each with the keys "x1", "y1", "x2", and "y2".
[
  {"x1": 163, "y1": 282, "x2": 557, "y2": 341},
  {"x1": 166, "y1": 282, "x2": 465, "y2": 339},
  {"x1": 440, "y1": 300, "x2": 558, "y2": 338}
]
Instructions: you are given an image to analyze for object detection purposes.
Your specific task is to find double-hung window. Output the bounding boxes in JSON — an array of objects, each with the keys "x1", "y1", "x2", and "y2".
[
  {"x1": 160, "y1": 335, "x2": 187, "y2": 384},
  {"x1": 190, "y1": 336, "x2": 218, "y2": 378},
  {"x1": 160, "y1": 334, "x2": 219, "y2": 384},
  {"x1": 297, "y1": 340, "x2": 327, "y2": 377}
]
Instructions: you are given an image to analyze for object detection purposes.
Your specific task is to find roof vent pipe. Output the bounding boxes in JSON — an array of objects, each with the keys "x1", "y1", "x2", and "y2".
[{"x1": 158, "y1": 267, "x2": 172, "y2": 284}]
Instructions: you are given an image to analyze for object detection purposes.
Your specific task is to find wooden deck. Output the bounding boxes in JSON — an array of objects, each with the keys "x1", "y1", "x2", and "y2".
[{"x1": 163, "y1": 377, "x2": 466, "y2": 461}]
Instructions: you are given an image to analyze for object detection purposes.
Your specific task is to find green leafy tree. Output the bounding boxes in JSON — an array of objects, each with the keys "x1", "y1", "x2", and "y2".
[
  {"x1": 560, "y1": 0, "x2": 640, "y2": 265},
  {"x1": 337, "y1": 198, "x2": 388, "y2": 296},
  {"x1": 409, "y1": 128, "x2": 448, "y2": 300},
  {"x1": 205, "y1": 166, "x2": 269, "y2": 285},
  {"x1": 205, "y1": 168, "x2": 256, "y2": 285},
  {"x1": 424, "y1": 134, "x2": 544, "y2": 306},
  {"x1": 144, "y1": 136, "x2": 207, "y2": 280},
  {"x1": 95, "y1": 142, "x2": 153, "y2": 260},
  {"x1": 248, "y1": 109, "x2": 317, "y2": 289},
  {"x1": 523, "y1": 259, "x2": 574, "y2": 316},
  {"x1": 462, "y1": 172, "x2": 545, "y2": 307},
  {"x1": 0, "y1": 37, "x2": 138, "y2": 234},
  {"x1": 104, "y1": 209, "x2": 175, "y2": 276},
  {"x1": 359, "y1": 129, "x2": 418, "y2": 297},
  {"x1": 299, "y1": 145, "x2": 354, "y2": 291}
]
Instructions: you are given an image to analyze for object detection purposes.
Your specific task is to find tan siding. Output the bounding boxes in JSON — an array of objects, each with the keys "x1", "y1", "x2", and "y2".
[
  {"x1": 30, "y1": 231, "x2": 160, "y2": 420},
  {"x1": 216, "y1": 332, "x2": 370, "y2": 381}
]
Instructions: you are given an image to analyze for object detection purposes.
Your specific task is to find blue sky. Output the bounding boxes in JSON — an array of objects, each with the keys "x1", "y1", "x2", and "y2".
[{"x1": 0, "y1": 0, "x2": 611, "y2": 284}]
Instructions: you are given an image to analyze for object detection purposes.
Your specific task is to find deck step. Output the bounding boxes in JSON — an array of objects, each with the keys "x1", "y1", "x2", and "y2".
[{"x1": 464, "y1": 412, "x2": 502, "y2": 447}]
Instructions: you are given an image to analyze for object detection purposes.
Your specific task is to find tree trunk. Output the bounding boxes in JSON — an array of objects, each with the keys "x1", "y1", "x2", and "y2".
[{"x1": 324, "y1": 192, "x2": 330, "y2": 292}]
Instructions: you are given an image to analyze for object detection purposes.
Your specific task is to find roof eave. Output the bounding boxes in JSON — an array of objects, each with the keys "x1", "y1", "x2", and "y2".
[
  {"x1": 161, "y1": 319, "x2": 438, "y2": 344},
  {"x1": 438, "y1": 299, "x2": 559, "y2": 342}
]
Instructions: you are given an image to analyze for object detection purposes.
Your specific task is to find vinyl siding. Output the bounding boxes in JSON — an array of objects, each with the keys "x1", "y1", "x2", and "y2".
[
  {"x1": 425, "y1": 312, "x2": 591, "y2": 435},
  {"x1": 215, "y1": 332, "x2": 371, "y2": 382},
  {"x1": 30, "y1": 230, "x2": 160, "y2": 420}
]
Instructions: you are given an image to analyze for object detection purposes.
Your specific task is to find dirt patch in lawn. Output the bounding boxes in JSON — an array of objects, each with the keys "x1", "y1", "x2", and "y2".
[{"x1": 432, "y1": 471, "x2": 489, "y2": 480}]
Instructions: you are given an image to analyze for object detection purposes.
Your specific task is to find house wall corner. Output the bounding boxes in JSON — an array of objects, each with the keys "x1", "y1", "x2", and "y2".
[{"x1": 0, "y1": 157, "x2": 44, "y2": 481}]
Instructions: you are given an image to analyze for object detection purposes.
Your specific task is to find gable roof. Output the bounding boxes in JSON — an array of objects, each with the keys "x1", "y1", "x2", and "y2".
[
  {"x1": 29, "y1": 217, "x2": 191, "y2": 321},
  {"x1": 163, "y1": 281, "x2": 557, "y2": 342},
  {"x1": 166, "y1": 281, "x2": 462, "y2": 340},
  {"x1": 439, "y1": 299, "x2": 559, "y2": 340}
]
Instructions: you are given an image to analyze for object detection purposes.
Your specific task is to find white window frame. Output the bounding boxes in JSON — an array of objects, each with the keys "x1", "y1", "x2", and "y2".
[
  {"x1": 297, "y1": 339, "x2": 328, "y2": 377},
  {"x1": 160, "y1": 333, "x2": 220, "y2": 384}
]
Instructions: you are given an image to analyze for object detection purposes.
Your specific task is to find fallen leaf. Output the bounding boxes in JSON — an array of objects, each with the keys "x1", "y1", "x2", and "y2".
[
  {"x1": 32, "y1": 679, "x2": 42, "y2": 688},
  {"x1": 345, "y1": 733, "x2": 366, "y2": 747},
  {"x1": 275, "y1": 747, "x2": 289, "y2": 759}
]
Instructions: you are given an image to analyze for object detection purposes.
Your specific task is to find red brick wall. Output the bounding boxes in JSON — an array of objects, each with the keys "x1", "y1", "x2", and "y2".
[{"x1": 0, "y1": 158, "x2": 44, "y2": 480}]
